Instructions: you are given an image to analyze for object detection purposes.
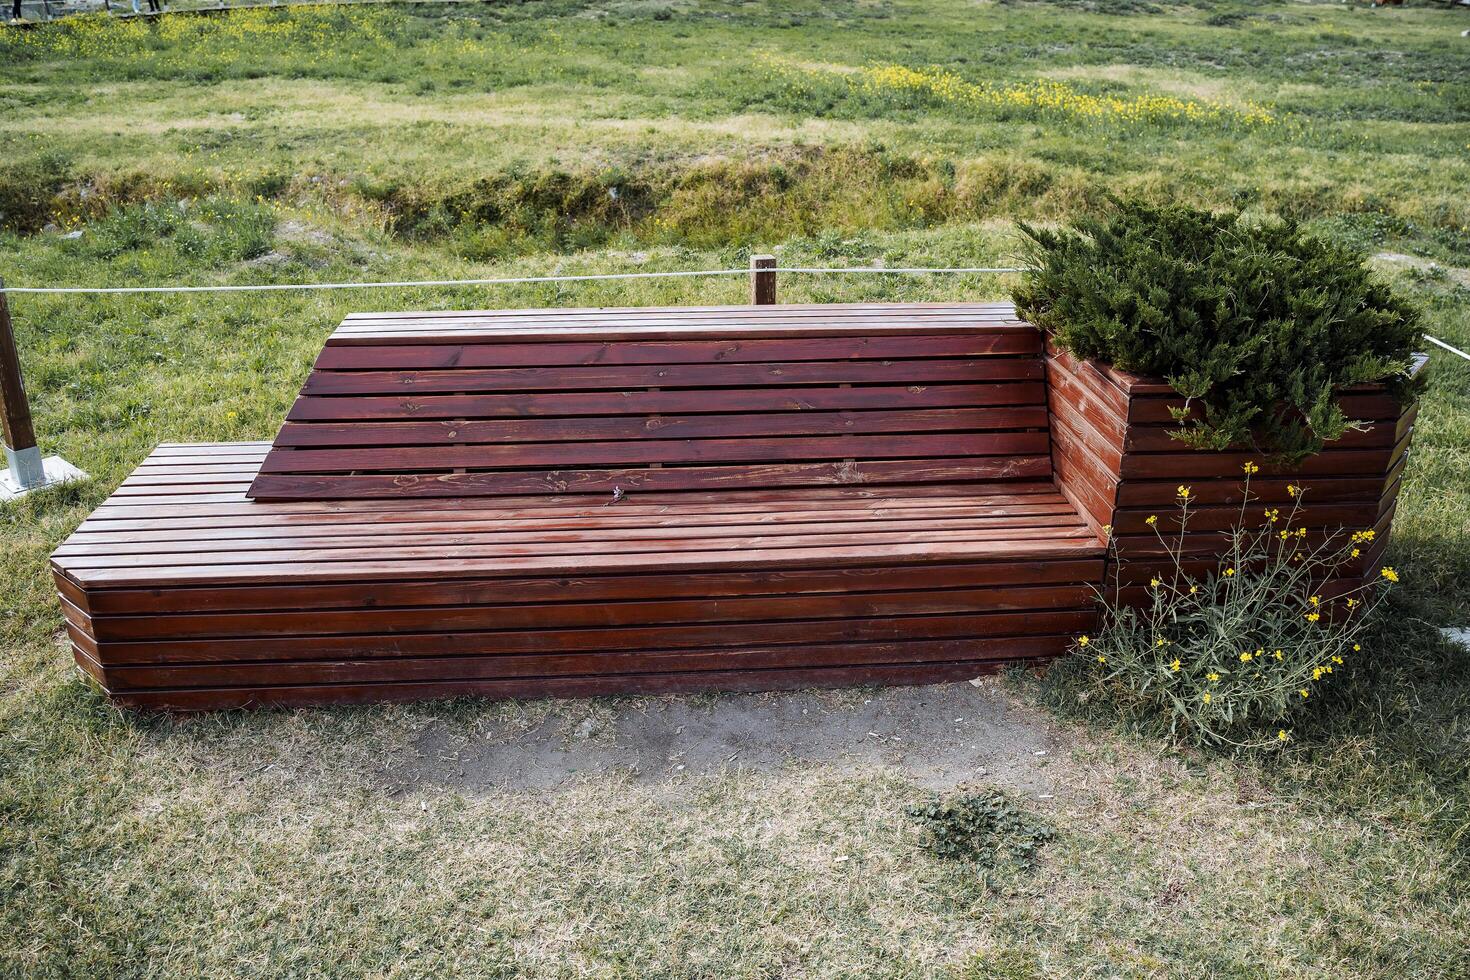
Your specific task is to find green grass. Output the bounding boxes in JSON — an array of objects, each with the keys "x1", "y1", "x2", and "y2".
[{"x1": 2, "y1": 1, "x2": 1470, "y2": 976}]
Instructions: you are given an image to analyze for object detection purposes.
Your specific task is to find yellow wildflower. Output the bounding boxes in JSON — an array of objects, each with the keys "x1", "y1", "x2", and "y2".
[
  {"x1": 1306, "y1": 612, "x2": 1321, "y2": 623},
  {"x1": 1077, "y1": 635, "x2": 1090, "y2": 647},
  {"x1": 1146, "y1": 515, "x2": 1158, "y2": 526},
  {"x1": 1242, "y1": 461, "x2": 1260, "y2": 475},
  {"x1": 1278, "y1": 730, "x2": 1289, "y2": 742},
  {"x1": 1170, "y1": 658, "x2": 1181, "y2": 672},
  {"x1": 1202, "y1": 692, "x2": 1212, "y2": 704},
  {"x1": 1176, "y1": 485, "x2": 1192, "y2": 500},
  {"x1": 1299, "y1": 689, "x2": 1310, "y2": 698},
  {"x1": 1380, "y1": 566, "x2": 1399, "y2": 583},
  {"x1": 1287, "y1": 484, "x2": 1300, "y2": 498},
  {"x1": 1206, "y1": 672, "x2": 1219, "y2": 682},
  {"x1": 1239, "y1": 651, "x2": 1253, "y2": 663}
]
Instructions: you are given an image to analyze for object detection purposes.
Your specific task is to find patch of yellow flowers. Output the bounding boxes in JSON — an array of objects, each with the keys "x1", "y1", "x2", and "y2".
[
  {"x1": 760, "y1": 58, "x2": 1278, "y2": 131},
  {"x1": 1077, "y1": 468, "x2": 1398, "y2": 748}
]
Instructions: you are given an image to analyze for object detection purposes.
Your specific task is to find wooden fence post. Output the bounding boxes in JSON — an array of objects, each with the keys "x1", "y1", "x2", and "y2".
[
  {"x1": 0, "y1": 279, "x2": 42, "y2": 488},
  {"x1": 749, "y1": 254, "x2": 777, "y2": 306},
  {"x1": 0, "y1": 278, "x2": 85, "y2": 498}
]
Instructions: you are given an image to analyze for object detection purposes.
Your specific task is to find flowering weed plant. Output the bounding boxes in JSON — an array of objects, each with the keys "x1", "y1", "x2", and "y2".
[{"x1": 1073, "y1": 467, "x2": 1396, "y2": 748}]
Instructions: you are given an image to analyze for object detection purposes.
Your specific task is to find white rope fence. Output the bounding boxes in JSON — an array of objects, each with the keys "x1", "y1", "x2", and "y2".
[
  {"x1": 0, "y1": 265, "x2": 1024, "y2": 295},
  {"x1": 1425, "y1": 335, "x2": 1470, "y2": 364},
  {"x1": 1, "y1": 257, "x2": 1465, "y2": 495},
  {"x1": 0, "y1": 261, "x2": 1464, "y2": 364}
]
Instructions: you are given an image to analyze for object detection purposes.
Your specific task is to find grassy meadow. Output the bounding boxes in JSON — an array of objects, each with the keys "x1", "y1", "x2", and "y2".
[{"x1": 2, "y1": 1, "x2": 1469, "y2": 976}]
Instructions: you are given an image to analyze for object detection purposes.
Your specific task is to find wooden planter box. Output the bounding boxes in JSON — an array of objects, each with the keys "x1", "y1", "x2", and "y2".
[{"x1": 1045, "y1": 343, "x2": 1425, "y2": 605}]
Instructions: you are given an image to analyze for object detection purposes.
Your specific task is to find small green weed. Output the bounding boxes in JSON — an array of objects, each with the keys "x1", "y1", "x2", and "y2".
[{"x1": 906, "y1": 789, "x2": 1054, "y2": 869}]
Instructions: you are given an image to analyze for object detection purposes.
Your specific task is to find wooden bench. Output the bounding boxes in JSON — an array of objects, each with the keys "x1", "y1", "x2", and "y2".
[{"x1": 53, "y1": 303, "x2": 1107, "y2": 710}]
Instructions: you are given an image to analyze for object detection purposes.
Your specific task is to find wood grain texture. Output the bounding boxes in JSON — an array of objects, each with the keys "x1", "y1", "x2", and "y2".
[
  {"x1": 56, "y1": 442, "x2": 1104, "y2": 710},
  {"x1": 252, "y1": 305, "x2": 1051, "y2": 500},
  {"x1": 1045, "y1": 343, "x2": 1421, "y2": 608},
  {"x1": 53, "y1": 302, "x2": 1419, "y2": 713}
]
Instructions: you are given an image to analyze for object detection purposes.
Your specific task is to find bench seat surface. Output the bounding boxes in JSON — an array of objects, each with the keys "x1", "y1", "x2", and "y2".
[{"x1": 53, "y1": 443, "x2": 1104, "y2": 710}]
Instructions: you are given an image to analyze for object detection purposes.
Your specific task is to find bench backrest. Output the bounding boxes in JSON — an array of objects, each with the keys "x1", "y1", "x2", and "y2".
[{"x1": 247, "y1": 303, "x2": 1052, "y2": 499}]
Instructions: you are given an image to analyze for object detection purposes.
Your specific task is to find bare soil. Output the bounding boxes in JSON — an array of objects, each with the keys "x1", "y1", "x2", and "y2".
[{"x1": 379, "y1": 679, "x2": 1065, "y2": 795}]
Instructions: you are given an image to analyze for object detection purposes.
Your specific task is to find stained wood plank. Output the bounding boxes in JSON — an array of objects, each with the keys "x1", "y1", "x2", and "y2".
[
  {"x1": 99, "y1": 636, "x2": 1080, "y2": 692},
  {"x1": 284, "y1": 383, "x2": 1047, "y2": 422},
  {"x1": 77, "y1": 558, "x2": 1105, "y2": 615},
  {"x1": 245, "y1": 457, "x2": 1055, "y2": 500},
  {"x1": 298, "y1": 357, "x2": 1043, "y2": 396},
  {"x1": 257, "y1": 432, "x2": 1052, "y2": 474},
  {"x1": 87, "y1": 584, "x2": 1096, "y2": 641},
  {"x1": 270, "y1": 407, "x2": 1051, "y2": 448},
  {"x1": 312, "y1": 332, "x2": 1040, "y2": 370},
  {"x1": 103, "y1": 659, "x2": 1048, "y2": 712},
  {"x1": 86, "y1": 611, "x2": 1097, "y2": 665}
]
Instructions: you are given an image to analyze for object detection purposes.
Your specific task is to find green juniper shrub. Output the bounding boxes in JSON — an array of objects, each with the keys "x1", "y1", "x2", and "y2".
[
  {"x1": 1064, "y1": 471, "x2": 1397, "y2": 748},
  {"x1": 1013, "y1": 198, "x2": 1422, "y2": 461},
  {"x1": 906, "y1": 789, "x2": 1054, "y2": 869}
]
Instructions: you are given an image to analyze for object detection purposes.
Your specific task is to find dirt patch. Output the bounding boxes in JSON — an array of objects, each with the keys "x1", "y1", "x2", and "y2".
[
  {"x1": 1374, "y1": 250, "x2": 1470, "y2": 287},
  {"x1": 378, "y1": 680, "x2": 1065, "y2": 796}
]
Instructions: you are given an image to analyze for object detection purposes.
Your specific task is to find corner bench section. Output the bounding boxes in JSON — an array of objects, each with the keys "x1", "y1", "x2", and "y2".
[
  {"x1": 1046, "y1": 345, "x2": 1422, "y2": 604},
  {"x1": 53, "y1": 444, "x2": 1103, "y2": 711},
  {"x1": 52, "y1": 302, "x2": 1110, "y2": 710}
]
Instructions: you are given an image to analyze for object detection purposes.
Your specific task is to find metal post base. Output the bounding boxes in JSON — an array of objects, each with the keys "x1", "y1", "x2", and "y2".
[{"x1": 0, "y1": 447, "x2": 87, "y2": 501}]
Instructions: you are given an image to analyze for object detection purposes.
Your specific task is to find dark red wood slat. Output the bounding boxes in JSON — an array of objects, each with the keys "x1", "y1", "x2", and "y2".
[
  {"x1": 76, "y1": 497, "x2": 1078, "y2": 536},
  {"x1": 283, "y1": 383, "x2": 1046, "y2": 422},
  {"x1": 62, "y1": 507, "x2": 1085, "y2": 550},
  {"x1": 339, "y1": 301, "x2": 1017, "y2": 321},
  {"x1": 57, "y1": 512, "x2": 1089, "y2": 558},
  {"x1": 76, "y1": 558, "x2": 1105, "y2": 615},
  {"x1": 246, "y1": 457, "x2": 1055, "y2": 500},
  {"x1": 257, "y1": 432, "x2": 1052, "y2": 474},
  {"x1": 100, "y1": 659, "x2": 1048, "y2": 712},
  {"x1": 312, "y1": 333, "x2": 1040, "y2": 370},
  {"x1": 62, "y1": 538, "x2": 1107, "y2": 588},
  {"x1": 98, "y1": 636, "x2": 1079, "y2": 692},
  {"x1": 86, "y1": 584, "x2": 1096, "y2": 641},
  {"x1": 89, "y1": 481, "x2": 1063, "y2": 519},
  {"x1": 85, "y1": 610, "x2": 1097, "y2": 665},
  {"x1": 56, "y1": 525, "x2": 1100, "y2": 572},
  {"x1": 299, "y1": 357, "x2": 1044, "y2": 396},
  {"x1": 270, "y1": 407, "x2": 1051, "y2": 448}
]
